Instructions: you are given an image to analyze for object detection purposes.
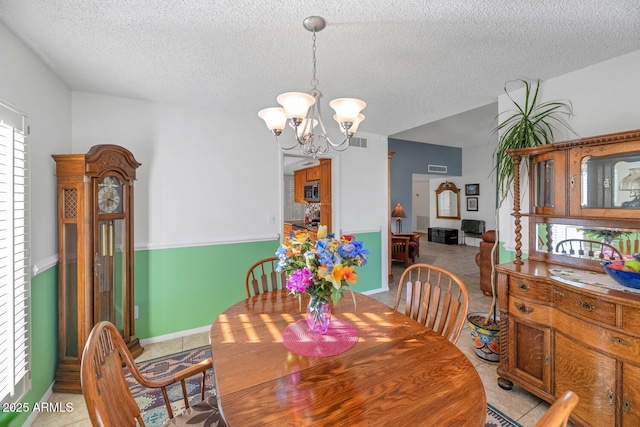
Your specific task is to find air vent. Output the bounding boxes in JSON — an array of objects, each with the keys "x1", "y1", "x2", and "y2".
[
  {"x1": 349, "y1": 137, "x2": 368, "y2": 148},
  {"x1": 428, "y1": 164, "x2": 447, "y2": 173}
]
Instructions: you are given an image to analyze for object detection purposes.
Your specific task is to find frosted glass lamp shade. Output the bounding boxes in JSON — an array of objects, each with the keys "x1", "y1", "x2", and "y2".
[
  {"x1": 335, "y1": 113, "x2": 365, "y2": 134},
  {"x1": 277, "y1": 92, "x2": 315, "y2": 119},
  {"x1": 329, "y1": 98, "x2": 366, "y2": 124},
  {"x1": 258, "y1": 107, "x2": 288, "y2": 132}
]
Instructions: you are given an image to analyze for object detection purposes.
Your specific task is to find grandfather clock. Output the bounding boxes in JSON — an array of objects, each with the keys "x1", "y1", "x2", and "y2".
[{"x1": 52, "y1": 145, "x2": 142, "y2": 393}]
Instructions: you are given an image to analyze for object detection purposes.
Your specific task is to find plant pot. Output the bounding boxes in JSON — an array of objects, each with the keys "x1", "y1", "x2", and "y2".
[{"x1": 467, "y1": 312, "x2": 500, "y2": 362}]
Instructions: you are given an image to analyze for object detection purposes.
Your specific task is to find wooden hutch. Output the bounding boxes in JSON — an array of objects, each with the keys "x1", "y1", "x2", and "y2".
[{"x1": 495, "y1": 129, "x2": 640, "y2": 426}]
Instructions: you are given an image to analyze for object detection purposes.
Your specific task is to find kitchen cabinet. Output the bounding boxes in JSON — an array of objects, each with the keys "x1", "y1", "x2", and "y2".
[
  {"x1": 496, "y1": 129, "x2": 640, "y2": 426},
  {"x1": 306, "y1": 165, "x2": 320, "y2": 180},
  {"x1": 283, "y1": 223, "x2": 292, "y2": 244},
  {"x1": 294, "y1": 169, "x2": 306, "y2": 204},
  {"x1": 290, "y1": 159, "x2": 332, "y2": 233}
]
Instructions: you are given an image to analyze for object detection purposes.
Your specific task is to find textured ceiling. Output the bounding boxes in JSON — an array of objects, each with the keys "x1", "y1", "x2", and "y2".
[{"x1": 1, "y1": 0, "x2": 639, "y2": 146}]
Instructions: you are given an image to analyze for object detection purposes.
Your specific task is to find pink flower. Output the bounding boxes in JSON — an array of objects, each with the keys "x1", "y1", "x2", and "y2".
[{"x1": 286, "y1": 267, "x2": 313, "y2": 293}]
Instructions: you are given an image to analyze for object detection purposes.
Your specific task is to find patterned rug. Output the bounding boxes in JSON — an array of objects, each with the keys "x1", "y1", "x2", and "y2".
[
  {"x1": 486, "y1": 403, "x2": 522, "y2": 427},
  {"x1": 124, "y1": 346, "x2": 218, "y2": 426},
  {"x1": 127, "y1": 346, "x2": 521, "y2": 427}
]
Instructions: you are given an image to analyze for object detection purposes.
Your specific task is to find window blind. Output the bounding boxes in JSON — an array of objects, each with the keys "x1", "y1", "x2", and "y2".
[{"x1": 0, "y1": 108, "x2": 30, "y2": 404}]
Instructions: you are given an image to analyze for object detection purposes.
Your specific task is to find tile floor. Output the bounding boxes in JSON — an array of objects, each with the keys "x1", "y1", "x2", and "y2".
[{"x1": 32, "y1": 237, "x2": 556, "y2": 427}]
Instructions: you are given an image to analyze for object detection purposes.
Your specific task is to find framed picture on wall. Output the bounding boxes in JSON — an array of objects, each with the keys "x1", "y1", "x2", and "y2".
[
  {"x1": 467, "y1": 197, "x2": 478, "y2": 211},
  {"x1": 465, "y1": 183, "x2": 480, "y2": 196}
]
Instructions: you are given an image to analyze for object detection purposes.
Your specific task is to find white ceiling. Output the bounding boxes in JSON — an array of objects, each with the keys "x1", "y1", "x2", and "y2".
[{"x1": 1, "y1": 1, "x2": 639, "y2": 147}]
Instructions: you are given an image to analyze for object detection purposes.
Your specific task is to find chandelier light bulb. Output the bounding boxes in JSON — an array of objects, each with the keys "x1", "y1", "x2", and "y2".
[
  {"x1": 258, "y1": 107, "x2": 288, "y2": 135},
  {"x1": 329, "y1": 98, "x2": 367, "y2": 124},
  {"x1": 277, "y1": 92, "x2": 316, "y2": 120}
]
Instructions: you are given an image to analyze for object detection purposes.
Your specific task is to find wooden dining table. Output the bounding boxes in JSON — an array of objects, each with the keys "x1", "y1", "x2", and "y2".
[{"x1": 209, "y1": 289, "x2": 486, "y2": 426}]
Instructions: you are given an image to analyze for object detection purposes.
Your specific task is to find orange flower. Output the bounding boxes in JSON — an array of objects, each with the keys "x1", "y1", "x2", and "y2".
[{"x1": 341, "y1": 266, "x2": 358, "y2": 284}]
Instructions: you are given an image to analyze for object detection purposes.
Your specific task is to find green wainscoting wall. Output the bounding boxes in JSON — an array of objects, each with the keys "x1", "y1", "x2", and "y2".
[
  {"x1": 14, "y1": 232, "x2": 382, "y2": 425},
  {"x1": 10, "y1": 267, "x2": 58, "y2": 427},
  {"x1": 134, "y1": 231, "x2": 382, "y2": 339}
]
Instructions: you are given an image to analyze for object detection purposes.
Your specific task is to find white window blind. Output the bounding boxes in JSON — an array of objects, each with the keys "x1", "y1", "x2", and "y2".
[{"x1": 0, "y1": 104, "x2": 30, "y2": 404}]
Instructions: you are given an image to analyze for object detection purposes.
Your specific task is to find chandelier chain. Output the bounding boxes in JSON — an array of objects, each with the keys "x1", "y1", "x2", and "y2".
[{"x1": 311, "y1": 30, "x2": 318, "y2": 90}]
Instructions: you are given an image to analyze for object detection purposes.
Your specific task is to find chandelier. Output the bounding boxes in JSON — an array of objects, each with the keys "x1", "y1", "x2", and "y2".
[{"x1": 258, "y1": 16, "x2": 366, "y2": 159}]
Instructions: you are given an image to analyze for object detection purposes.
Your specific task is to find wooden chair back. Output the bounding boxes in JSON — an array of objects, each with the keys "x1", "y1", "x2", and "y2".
[
  {"x1": 534, "y1": 390, "x2": 579, "y2": 427},
  {"x1": 81, "y1": 321, "x2": 147, "y2": 426},
  {"x1": 81, "y1": 321, "x2": 213, "y2": 426},
  {"x1": 390, "y1": 235, "x2": 411, "y2": 267},
  {"x1": 244, "y1": 256, "x2": 287, "y2": 297},
  {"x1": 393, "y1": 263, "x2": 469, "y2": 343},
  {"x1": 618, "y1": 234, "x2": 640, "y2": 256},
  {"x1": 554, "y1": 238, "x2": 624, "y2": 260}
]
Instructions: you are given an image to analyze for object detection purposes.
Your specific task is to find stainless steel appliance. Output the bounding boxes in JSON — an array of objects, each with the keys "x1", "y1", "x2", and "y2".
[{"x1": 304, "y1": 180, "x2": 320, "y2": 203}]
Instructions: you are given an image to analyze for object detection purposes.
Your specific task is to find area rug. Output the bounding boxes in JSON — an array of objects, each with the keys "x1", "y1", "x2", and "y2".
[
  {"x1": 486, "y1": 403, "x2": 522, "y2": 427},
  {"x1": 124, "y1": 345, "x2": 217, "y2": 426},
  {"x1": 127, "y1": 346, "x2": 521, "y2": 427}
]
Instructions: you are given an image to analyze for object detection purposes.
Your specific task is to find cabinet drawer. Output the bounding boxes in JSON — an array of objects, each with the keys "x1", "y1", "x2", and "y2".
[
  {"x1": 622, "y1": 305, "x2": 640, "y2": 335},
  {"x1": 509, "y1": 277, "x2": 552, "y2": 302},
  {"x1": 553, "y1": 287, "x2": 616, "y2": 326}
]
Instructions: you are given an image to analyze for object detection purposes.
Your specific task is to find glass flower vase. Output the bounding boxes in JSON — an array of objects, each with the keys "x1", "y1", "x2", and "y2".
[{"x1": 306, "y1": 295, "x2": 331, "y2": 334}]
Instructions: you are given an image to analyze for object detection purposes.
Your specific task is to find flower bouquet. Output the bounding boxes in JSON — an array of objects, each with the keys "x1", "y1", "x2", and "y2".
[{"x1": 276, "y1": 226, "x2": 368, "y2": 333}]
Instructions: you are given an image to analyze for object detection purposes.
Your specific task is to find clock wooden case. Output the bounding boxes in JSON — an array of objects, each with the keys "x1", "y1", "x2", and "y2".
[{"x1": 52, "y1": 144, "x2": 142, "y2": 393}]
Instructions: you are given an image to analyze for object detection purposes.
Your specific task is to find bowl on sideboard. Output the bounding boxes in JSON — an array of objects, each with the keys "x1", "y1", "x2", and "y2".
[{"x1": 602, "y1": 261, "x2": 640, "y2": 289}]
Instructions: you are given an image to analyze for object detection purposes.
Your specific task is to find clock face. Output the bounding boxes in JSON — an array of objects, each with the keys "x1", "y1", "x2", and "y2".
[{"x1": 98, "y1": 176, "x2": 122, "y2": 213}]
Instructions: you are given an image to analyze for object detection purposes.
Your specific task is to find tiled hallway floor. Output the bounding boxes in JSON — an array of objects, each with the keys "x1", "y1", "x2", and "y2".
[{"x1": 33, "y1": 237, "x2": 555, "y2": 426}]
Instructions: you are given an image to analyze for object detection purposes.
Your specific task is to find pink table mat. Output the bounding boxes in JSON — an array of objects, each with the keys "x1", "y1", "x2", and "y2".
[{"x1": 281, "y1": 318, "x2": 359, "y2": 358}]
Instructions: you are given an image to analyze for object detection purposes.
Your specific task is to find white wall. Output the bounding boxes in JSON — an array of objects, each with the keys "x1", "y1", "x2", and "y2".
[
  {"x1": 497, "y1": 49, "x2": 640, "y2": 252},
  {"x1": 0, "y1": 22, "x2": 72, "y2": 270},
  {"x1": 462, "y1": 142, "x2": 498, "y2": 230},
  {"x1": 71, "y1": 93, "x2": 389, "y2": 276}
]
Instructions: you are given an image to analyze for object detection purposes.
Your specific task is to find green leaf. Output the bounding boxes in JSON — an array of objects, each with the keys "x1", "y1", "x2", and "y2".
[{"x1": 492, "y1": 79, "x2": 576, "y2": 200}]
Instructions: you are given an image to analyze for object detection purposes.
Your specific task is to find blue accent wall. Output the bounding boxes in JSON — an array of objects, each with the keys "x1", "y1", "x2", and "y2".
[{"x1": 388, "y1": 138, "x2": 462, "y2": 231}]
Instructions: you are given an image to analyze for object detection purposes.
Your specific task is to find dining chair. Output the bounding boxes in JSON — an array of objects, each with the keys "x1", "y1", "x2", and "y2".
[
  {"x1": 555, "y1": 238, "x2": 623, "y2": 260},
  {"x1": 81, "y1": 321, "x2": 223, "y2": 426},
  {"x1": 393, "y1": 263, "x2": 469, "y2": 344},
  {"x1": 534, "y1": 390, "x2": 579, "y2": 427},
  {"x1": 244, "y1": 256, "x2": 287, "y2": 297}
]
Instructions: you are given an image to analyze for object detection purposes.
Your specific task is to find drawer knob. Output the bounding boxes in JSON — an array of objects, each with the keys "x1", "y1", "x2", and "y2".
[
  {"x1": 608, "y1": 389, "x2": 615, "y2": 406},
  {"x1": 554, "y1": 289, "x2": 565, "y2": 297},
  {"x1": 579, "y1": 300, "x2": 594, "y2": 312},
  {"x1": 518, "y1": 283, "x2": 530, "y2": 292},
  {"x1": 515, "y1": 302, "x2": 533, "y2": 314},
  {"x1": 612, "y1": 336, "x2": 631, "y2": 346},
  {"x1": 624, "y1": 398, "x2": 631, "y2": 413}
]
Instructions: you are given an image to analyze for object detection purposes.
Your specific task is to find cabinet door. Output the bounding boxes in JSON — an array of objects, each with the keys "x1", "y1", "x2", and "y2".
[
  {"x1": 319, "y1": 159, "x2": 331, "y2": 203},
  {"x1": 623, "y1": 363, "x2": 640, "y2": 426},
  {"x1": 508, "y1": 316, "x2": 551, "y2": 392},
  {"x1": 320, "y1": 204, "x2": 332, "y2": 233},
  {"x1": 531, "y1": 151, "x2": 567, "y2": 216},
  {"x1": 306, "y1": 166, "x2": 320, "y2": 180},
  {"x1": 294, "y1": 169, "x2": 306, "y2": 204},
  {"x1": 555, "y1": 333, "x2": 616, "y2": 426},
  {"x1": 569, "y1": 141, "x2": 640, "y2": 218}
]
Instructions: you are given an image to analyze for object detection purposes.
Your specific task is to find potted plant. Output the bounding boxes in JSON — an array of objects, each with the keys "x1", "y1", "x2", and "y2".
[{"x1": 467, "y1": 79, "x2": 575, "y2": 364}]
